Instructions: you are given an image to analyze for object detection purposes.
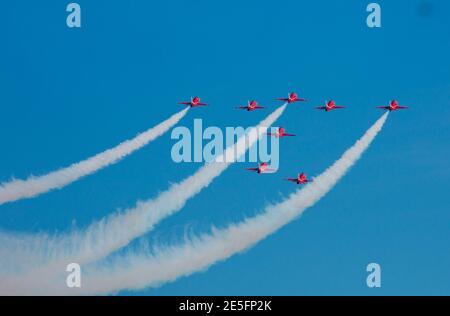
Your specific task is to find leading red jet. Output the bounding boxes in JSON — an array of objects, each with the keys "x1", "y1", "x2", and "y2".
[
  {"x1": 267, "y1": 127, "x2": 296, "y2": 138},
  {"x1": 236, "y1": 100, "x2": 265, "y2": 111},
  {"x1": 245, "y1": 162, "x2": 275, "y2": 174},
  {"x1": 178, "y1": 96, "x2": 208, "y2": 107},
  {"x1": 376, "y1": 100, "x2": 408, "y2": 112},
  {"x1": 316, "y1": 100, "x2": 345, "y2": 112},
  {"x1": 285, "y1": 172, "x2": 312, "y2": 185},
  {"x1": 275, "y1": 92, "x2": 307, "y2": 104}
]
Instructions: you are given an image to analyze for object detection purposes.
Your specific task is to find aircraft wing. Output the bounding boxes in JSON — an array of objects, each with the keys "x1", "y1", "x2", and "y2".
[
  {"x1": 315, "y1": 106, "x2": 327, "y2": 110},
  {"x1": 283, "y1": 133, "x2": 295, "y2": 137}
]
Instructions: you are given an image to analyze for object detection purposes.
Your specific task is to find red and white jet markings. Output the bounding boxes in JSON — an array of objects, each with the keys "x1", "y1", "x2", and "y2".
[
  {"x1": 285, "y1": 172, "x2": 312, "y2": 185},
  {"x1": 275, "y1": 92, "x2": 307, "y2": 104},
  {"x1": 316, "y1": 100, "x2": 345, "y2": 112},
  {"x1": 245, "y1": 162, "x2": 275, "y2": 174},
  {"x1": 376, "y1": 100, "x2": 408, "y2": 112},
  {"x1": 236, "y1": 100, "x2": 265, "y2": 111},
  {"x1": 267, "y1": 127, "x2": 296, "y2": 138},
  {"x1": 178, "y1": 96, "x2": 208, "y2": 107}
]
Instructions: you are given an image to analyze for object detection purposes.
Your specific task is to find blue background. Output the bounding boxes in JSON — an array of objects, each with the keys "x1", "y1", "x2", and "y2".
[{"x1": 0, "y1": 0, "x2": 449, "y2": 295}]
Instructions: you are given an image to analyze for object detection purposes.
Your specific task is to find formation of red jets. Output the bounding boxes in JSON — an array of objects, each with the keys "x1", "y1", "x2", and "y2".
[
  {"x1": 178, "y1": 93, "x2": 408, "y2": 112},
  {"x1": 178, "y1": 92, "x2": 408, "y2": 185}
]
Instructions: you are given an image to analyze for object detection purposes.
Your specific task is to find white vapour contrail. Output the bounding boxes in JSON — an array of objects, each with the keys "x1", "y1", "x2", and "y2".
[
  {"x1": 61, "y1": 112, "x2": 388, "y2": 295},
  {"x1": 0, "y1": 108, "x2": 189, "y2": 205},
  {"x1": 0, "y1": 105, "x2": 287, "y2": 289}
]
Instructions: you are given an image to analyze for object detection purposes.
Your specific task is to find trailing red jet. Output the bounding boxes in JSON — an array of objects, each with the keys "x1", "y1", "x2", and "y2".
[
  {"x1": 316, "y1": 100, "x2": 345, "y2": 112},
  {"x1": 376, "y1": 100, "x2": 408, "y2": 112},
  {"x1": 275, "y1": 92, "x2": 307, "y2": 104},
  {"x1": 285, "y1": 172, "x2": 311, "y2": 185},
  {"x1": 245, "y1": 162, "x2": 275, "y2": 174},
  {"x1": 178, "y1": 96, "x2": 208, "y2": 107},
  {"x1": 267, "y1": 127, "x2": 296, "y2": 138},
  {"x1": 236, "y1": 100, "x2": 265, "y2": 111}
]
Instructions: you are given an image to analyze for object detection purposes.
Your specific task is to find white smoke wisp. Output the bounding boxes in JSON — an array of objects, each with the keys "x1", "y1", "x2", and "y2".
[
  {"x1": 59, "y1": 112, "x2": 388, "y2": 296},
  {"x1": 0, "y1": 105, "x2": 287, "y2": 289},
  {"x1": 0, "y1": 108, "x2": 189, "y2": 205}
]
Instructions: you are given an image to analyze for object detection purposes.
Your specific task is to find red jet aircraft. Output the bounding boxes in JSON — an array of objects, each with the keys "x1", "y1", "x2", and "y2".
[
  {"x1": 285, "y1": 172, "x2": 311, "y2": 185},
  {"x1": 236, "y1": 100, "x2": 265, "y2": 111},
  {"x1": 267, "y1": 127, "x2": 296, "y2": 138},
  {"x1": 178, "y1": 96, "x2": 208, "y2": 107},
  {"x1": 316, "y1": 100, "x2": 345, "y2": 112},
  {"x1": 245, "y1": 162, "x2": 275, "y2": 174},
  {"x1": 376, "y1": 100, "x2": 408, "y2": 112},
  {"x1": 275, "y1": 92, "x2": 307, "y2": 104}
]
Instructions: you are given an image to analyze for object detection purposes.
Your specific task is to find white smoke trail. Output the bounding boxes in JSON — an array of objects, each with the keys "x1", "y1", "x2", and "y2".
[
  {"x1": 47, "y1": 112, "x2": 387, "y2": 296},
  {"x1": 0, "y1": 108, "x2": 189, "y2": 205},
  {"x1": 0, "y1": 105, "x2": 287, "y2": 289}
]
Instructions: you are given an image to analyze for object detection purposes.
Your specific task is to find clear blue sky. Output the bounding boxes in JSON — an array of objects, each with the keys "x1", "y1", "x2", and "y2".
[{"x1": 0, "y1": 0, "x2": 449, "y2": 295}]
